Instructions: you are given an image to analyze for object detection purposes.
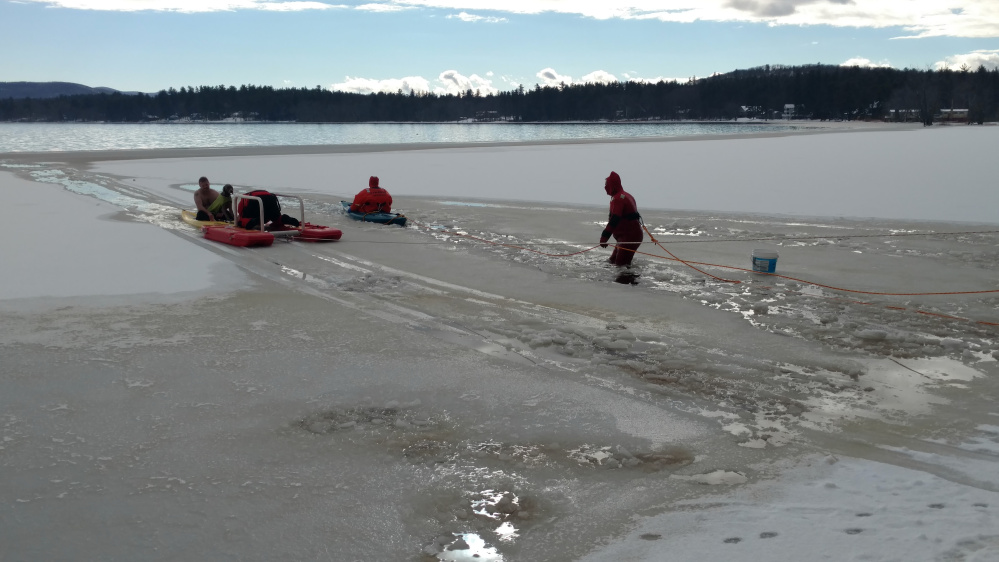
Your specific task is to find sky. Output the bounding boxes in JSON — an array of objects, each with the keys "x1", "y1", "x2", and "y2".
[{"x1": 2, "y1": 0, "x2": 998, "y2": 96}]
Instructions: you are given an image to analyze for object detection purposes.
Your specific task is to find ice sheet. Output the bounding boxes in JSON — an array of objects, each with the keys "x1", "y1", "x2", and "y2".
[{"x1": 1, "y1": 127, "x2": 997, "y2": 561}]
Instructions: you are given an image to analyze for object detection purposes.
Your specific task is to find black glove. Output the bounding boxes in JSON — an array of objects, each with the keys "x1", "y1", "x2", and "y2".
[{"x1": 600, "y1": 229, "x2": 611, "y2": 248}]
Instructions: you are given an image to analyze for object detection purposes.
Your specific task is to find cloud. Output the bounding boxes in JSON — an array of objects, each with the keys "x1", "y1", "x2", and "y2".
[
  {"x1": 725, "y1": 0, "x2": 853, "y2": 19},
  {"x1": 840, "y1": 57, "x2": 892, "y2": 68},
  {"x1": 622, "y1": 73, "x2": 686, "y2": 84},
  {"x1": 354, "y1": 2, "x2": 409, "y2": 12},
  {"x1": 934, "y1": 50, "x2": 999, "y2": 71},
  {"x1": 580, "y1": 70, "x2": 618, "y2": 84},
  {"x1": 536, "y1": 68, "x2": 573, "y2": 87},
  {"x1": 435, "y1": 70, "x2": 498, "y2": 94},
  {"x1": 330, "y1": 75, "x2": 431, "y2": 94},
  {"x1": 20, "y1": 0, "x2": 999, "y2": 38},
  {"x1": 20, "y1": 0, "x2": 340, "y2": 11},
  {"x1": 446, "y1": 11, "x2": 507, "y2": 22},
  {"x1": 387, "y1": 1, "x2": 999, "y2": 39},
  {"x1": 332, "y1": 68, "x2": 651, "y2": 94},
  {"x1": 329, "y1": 70, "x2": 498, "y2": 95}
]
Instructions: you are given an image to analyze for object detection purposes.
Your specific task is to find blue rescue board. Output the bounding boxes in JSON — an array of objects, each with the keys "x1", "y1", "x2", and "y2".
[{"x1": 340, "y1": 201, "x2": 407, "y2": 226}]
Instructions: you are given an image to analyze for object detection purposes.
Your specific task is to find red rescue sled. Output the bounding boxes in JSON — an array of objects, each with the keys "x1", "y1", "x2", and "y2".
[
  {"x1": 202, "y1": 225, "x2": 274, "y2": 247},
  {"x1": 198, "y1": 192, "x2": 342, "y2": 247},
  {"x1": 296, "y1": 223, "x2": 343, "y2": 241}
]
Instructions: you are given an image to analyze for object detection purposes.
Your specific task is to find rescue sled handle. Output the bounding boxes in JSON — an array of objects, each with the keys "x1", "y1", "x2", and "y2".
[{"x1": 232, "y1": 192, "x2": 307, "y2": 233}]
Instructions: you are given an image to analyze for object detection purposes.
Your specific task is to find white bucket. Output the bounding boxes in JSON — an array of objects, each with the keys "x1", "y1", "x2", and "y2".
[{"x1": 752, "y1": 249, "x2": 779, "y2": 273}]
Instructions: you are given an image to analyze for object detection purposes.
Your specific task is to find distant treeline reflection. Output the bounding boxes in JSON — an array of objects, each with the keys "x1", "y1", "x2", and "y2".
[{"x1": 3, "y1": 64, "x2": 998, "y2": 124}]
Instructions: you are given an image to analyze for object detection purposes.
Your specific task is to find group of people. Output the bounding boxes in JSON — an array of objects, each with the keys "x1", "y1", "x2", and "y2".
[
  {"x1": 194, "y1": 170, "x2": 642, "y2": 268},
  {"x1": 194, "y1": 175, "x2": 394, "y2": 222}
]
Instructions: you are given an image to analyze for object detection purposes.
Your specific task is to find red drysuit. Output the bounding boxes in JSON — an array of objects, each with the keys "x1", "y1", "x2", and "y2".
[
  {"x1": 599, "y1": 171, "x2": 643, "y2": 267},
  {"x1": 350, "y1": 176, "x2": 393, "y2": 214}
]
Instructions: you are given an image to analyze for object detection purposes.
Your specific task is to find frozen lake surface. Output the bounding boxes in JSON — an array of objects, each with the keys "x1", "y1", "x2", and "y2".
[{"x1": 1, "y1": 126, "x2": 997, "y2": 561}]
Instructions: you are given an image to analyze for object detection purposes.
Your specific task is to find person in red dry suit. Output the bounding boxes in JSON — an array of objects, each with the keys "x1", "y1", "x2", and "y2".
[
  {"x1": 599, "y1": 171, "x2": 643, "y2": 267},
  {"x1": 349, "y1": 176, "x2": 393, "y2": 214}
]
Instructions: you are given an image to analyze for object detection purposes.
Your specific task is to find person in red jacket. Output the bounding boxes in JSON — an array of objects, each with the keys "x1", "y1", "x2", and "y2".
[
  {"x1": 350, "y1": 176, "x2": 393, "y2": 214},
  {"x1": 599, "y1": 171, "x2": 643, "y2": 267}
]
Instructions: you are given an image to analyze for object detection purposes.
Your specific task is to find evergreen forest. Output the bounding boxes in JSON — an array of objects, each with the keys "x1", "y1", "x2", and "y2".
[{"x1": 2, "y1": 64, "x2": 998, "y2": 125}]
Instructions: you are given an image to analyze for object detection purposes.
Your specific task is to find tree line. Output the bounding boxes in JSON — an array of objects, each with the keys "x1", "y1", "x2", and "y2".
[{"x1": 2, "y1": 64, "x2": 997, "y2": 124}]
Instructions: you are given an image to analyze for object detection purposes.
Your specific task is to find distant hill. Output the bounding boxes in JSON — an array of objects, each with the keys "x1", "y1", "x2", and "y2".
[{"x1": 0, "y1": 81, "x2": 138, "y2": 99}]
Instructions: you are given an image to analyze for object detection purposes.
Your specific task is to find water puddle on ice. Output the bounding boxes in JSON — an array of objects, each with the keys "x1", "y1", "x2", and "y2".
[
  {"x1": 26, "y1": 168, "x2": 184, "y2": 230},
  {"x1": 797, "y1": 356, "x2": 987, "y2": 430},
  {"x1": 441, "y1": 201, "x2": 494, "y2": 207},
  {"x1": 30, "y1": 169, "x2": 147, "y2": 208},
  {"x1": 423, "y1": 483, "x2": 541, "y2": 559},
  {"x1": 298, "y1": 399, "x2": 701, "y2": 560},
  {"x1": 651, "y1": 225, "x2": 706, "y2": 237},
  {"x1": 436, "y1": 532, "x2": 503, "y2": 561},
  {"x1": 614, "y1": 271, "x2": 640, "y2": 285}
]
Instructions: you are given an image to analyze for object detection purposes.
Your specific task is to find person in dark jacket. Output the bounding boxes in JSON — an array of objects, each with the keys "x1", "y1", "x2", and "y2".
[
  {"x1": 350, "y1": 176, "x2": 393, "y2": 214},
  {"x1": 599, "y1": 171, "x2": 643, "y2": 267}
]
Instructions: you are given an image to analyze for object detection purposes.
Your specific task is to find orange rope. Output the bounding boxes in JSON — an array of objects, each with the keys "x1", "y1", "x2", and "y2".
[
  {"x1": 631, "y1": 248, "x2": 999, "y2": 296},
  {"x1": 648, "y1": 229, "x2": 999, "y2": 244},
  {"x1": 641, "y1": 223, "x2": 742, "y2": 284},
  {"x1": 408, "y1": 218, "x2": 999, "y2": 296},
  {"x1": 401, "y1": 218, "x2": 998, "y2": 327}
]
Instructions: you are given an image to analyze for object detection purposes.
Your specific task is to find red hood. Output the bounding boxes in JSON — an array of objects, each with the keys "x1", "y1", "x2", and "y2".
[{"x1": 605, "y1": 171, "x2": 622, "y2": 196}]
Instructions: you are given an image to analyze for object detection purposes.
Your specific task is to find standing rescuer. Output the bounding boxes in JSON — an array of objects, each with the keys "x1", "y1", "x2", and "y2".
[{"x1": 599, "y1": 171, "x2": 643, "y2": 267}]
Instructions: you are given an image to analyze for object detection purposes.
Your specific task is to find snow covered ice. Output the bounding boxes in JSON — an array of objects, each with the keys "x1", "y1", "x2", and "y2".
[{"x1": 1, "y1": 124, "x2": 998, "y2": 561}]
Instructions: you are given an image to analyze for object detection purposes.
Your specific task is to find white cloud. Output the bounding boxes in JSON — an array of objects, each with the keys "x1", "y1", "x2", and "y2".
[
  {"x1": 330, "y1": 75, "x2": 431, "y2": 94},
  {"x1": 388, "y1": 1, "x2": 999, "y2": 39},
  {"x1": 581, "y1": 70, "x2": 618, "y2": 84},
  {"x1": 21, "y1": 0, "x2": 340, "y2": 11},
  {"x1": 354, "y1": 2, "x2": 409, "y2": 12},
  {"x1": 329, "y1": 70, "x2": 498, "y2": 95},
  {"x1": 840, "y1": 57, "x2": 893, "y2": 68},
  {"x1": 21, "y1": 0, "x2": 999, "y2": 38},
  {"x1": 536, "y1": 68, "x2": 573, "y2": 87},
  {"x1": 446, "y1": 11, "x2": 507, "y2": 22},
  {"x1": 434, "y1": 70, "x2": 498, "y2": 95},
  {"x1": 624, "y1": 74, "x2": 686, "y2": 84},
  {"x1": 537, "y1": 70, "x2": 683, "y2": 87},
  {"x1": 934, "y1": 50, "x2": 999, "y2": 71}
]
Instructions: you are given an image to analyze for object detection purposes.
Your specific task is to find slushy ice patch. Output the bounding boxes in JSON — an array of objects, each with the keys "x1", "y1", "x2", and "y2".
[
  {"x1": 297, "y1": 401, "x2": 438, "y2": 435},
  {"x1": 296, "y1": 400, "x2": 701, "y2": 560}
]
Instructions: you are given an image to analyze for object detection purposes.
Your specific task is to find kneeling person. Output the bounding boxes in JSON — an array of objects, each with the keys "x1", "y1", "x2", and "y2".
[
  {"x1": 194, "y1": 177, "x2": 233, "y2": 221},
  {"x1": 350, "y1": 176, "x2": 392, "y2": 214}
]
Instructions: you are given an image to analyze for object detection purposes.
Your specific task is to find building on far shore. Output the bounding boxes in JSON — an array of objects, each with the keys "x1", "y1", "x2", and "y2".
[{"x1": 937, "y1": 108, "x2": 969, "y2": 122}]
